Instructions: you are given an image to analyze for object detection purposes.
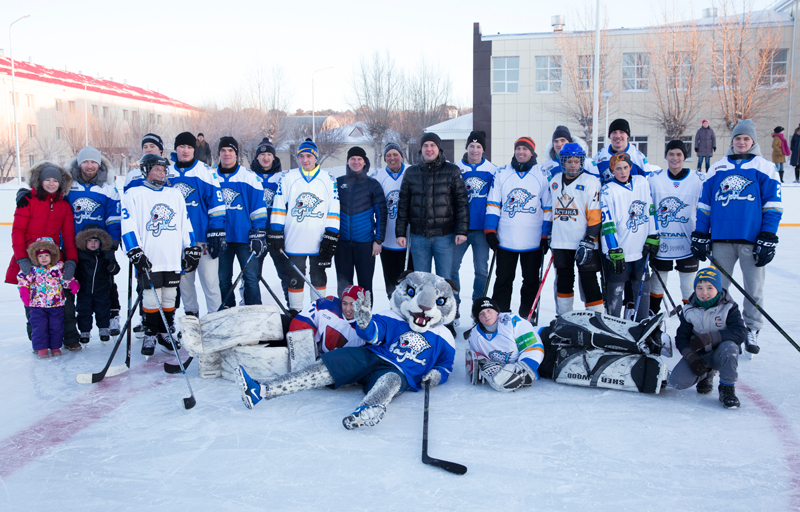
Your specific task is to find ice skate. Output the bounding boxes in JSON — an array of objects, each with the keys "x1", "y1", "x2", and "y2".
[{"x1": 141, "y1": 333, "x2": 157, "y2": 357}]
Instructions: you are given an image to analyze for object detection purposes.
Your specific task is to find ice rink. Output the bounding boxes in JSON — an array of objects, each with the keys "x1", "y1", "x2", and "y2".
[{"x1": 2, "y1": 188, "x2": 800, "y2": 511}]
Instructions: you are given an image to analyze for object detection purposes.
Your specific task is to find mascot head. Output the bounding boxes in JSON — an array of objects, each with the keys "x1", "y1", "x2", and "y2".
[{"x1": 391, "y1": 271, "x2": 458, "y2": 333}]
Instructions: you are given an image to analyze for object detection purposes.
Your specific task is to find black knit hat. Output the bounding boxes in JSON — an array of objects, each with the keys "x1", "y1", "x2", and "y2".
[
  {"x1": 552, "y1": 125, "x2": 573, "y2": 142},
  {"x1": 255, "y1": 138, "x2": 276, "y2": 157},
  {"x1": 608, "y1": 119, "x2": 630, "y2": 137},
  {"x1": 775, "y1": 126, "x2": 785, "y2": 134},
  {"x1": 174, "y1": 132, "x2": 196, "y2": 149},
  {"x1": 347, "y1": 146, "x2": 368, "y2": 161},
  {"x1": 142, "y1": 133, "x2": 163, "y2": 152},
  {"x1": 664, "y1": 140, "x2": 687, "y2": 158},
  {"x1": 218, "y1": 136, "x2": 239, "y2": 155},
  {"x1": 472, "y1": 296, "x2": 500, "y2": 321},
  {"x1": 420, "y1": 132, "x2": 442, "y2": 149},
  {"x1": 465, "y1": 130, "x2": 486, "y2": 150}
]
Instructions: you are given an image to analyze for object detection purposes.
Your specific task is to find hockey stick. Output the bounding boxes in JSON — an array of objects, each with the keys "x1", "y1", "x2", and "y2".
[
  {"x1": 526, "y1": 253, "x2": 554, "y2": 323},
  {"x1": 422, "y1": 381, "x2": 467, "y2": 475},
  {"x1": 651, "y1": 268, "x2": 684, "y2": 319},
  {"x1": 144, "y1": 269, "x2": 196, "y2": 409},
  {"x1": 463, "y1": 250, "x2": 497, "y2": 339},
  {"x1": 259, "y1": 275, "x2": 289, "y2": 315},
  {"x1": 125, "y1": 261, "x2": 133, "y2": 371},
  {"x1": 281, "y1": 249, "x2": 324, "y2": 300},
  {"x1": 76, "y1": 293, "x2": 142, "y2": 384},
  {"x1": 709, "y1": 256, "x2": 800, "y2": 354},
  {"x1": 218, "y1": 251, "x2": 258, "y2": 311},
  {"x1": 404, "y1": 234, "x2": 411, "y2": 271}
]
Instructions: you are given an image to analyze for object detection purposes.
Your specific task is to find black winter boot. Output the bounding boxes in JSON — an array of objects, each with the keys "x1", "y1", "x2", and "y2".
[
  {"x1": 719, "y1": 383, "x2": 741, "y2": 409},
  {"x1": 696, "y1": 370, "x2": 716, "y2": 395}
]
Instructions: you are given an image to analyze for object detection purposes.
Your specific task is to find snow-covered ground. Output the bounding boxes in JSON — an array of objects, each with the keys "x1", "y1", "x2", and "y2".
[{"x1": 2, "y1": 190, "x2": 800, "y2": 511}]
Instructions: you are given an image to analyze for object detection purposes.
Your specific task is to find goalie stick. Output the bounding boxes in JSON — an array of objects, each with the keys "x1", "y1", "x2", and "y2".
[
  {"x1": 463, "y1": 250, "x2": 497, "y2": 340},
  {"x1": 422, "y1": 382, "x2": 467, "y2": 475}
]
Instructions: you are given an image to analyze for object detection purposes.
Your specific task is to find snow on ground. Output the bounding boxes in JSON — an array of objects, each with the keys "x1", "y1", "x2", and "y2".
[{"x1": 2, "y1": 190, "x2": 800, "y2": 511}]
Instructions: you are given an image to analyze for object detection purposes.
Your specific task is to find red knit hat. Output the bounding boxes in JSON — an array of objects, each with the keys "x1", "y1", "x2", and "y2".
[{"x1": 342, "y1": 285, "x2": 366, "y2": 302}]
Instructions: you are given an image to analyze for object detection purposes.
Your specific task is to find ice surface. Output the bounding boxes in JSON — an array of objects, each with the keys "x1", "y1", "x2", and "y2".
[{"x1": 2, "y1": 188, "x2": 800, "y2": 511}]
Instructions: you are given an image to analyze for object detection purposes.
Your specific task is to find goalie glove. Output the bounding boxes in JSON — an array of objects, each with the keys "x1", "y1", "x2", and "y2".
[
  {"x1": 481, "y1": 361, "x2": 534, "y2": 393},
  {"x1": 182, "y1": 245, "x2": 202, "y2": 273}
]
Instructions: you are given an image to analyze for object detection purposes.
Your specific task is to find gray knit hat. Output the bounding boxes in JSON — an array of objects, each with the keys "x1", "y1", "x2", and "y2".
[
  {"x1": 77, "y1": 146, "x2": 102, "y2": 165},
  {"x1": 39, "y1": 166, "x2": 63, "y2": 185},
  {"x1": 383, "y1": 142, "x2": 403, "y2": 158},
  {"x1": 731, "y1": 119, "x2": 757, "y2": 142}
]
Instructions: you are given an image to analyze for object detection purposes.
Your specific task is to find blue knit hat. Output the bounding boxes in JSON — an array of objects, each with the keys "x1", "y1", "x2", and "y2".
[
  {"x1": 297, "y1": 138, "x2": 319, "y2": 160},
  {"x1": 694, "y1": 266, "x2": 722, "y2": 293}
]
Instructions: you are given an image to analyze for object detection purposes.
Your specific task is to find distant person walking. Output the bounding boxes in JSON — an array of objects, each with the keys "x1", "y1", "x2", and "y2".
[
  {"x1": 790, "y1": 124, "x2": 800, "y2": 183},
  {"x1": 196, "y1": 133, "x2": 213, "y2": 166},
  {"x1": 694, "y1": 120, "x2": 716, "y2": 173},
  {"x1": 771, "y1": 126, "x2": 790, "y2": 183}
]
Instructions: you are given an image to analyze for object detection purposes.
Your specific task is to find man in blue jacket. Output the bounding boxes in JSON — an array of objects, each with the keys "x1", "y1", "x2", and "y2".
[{"x1": 335, "y1": 146, "x2": 387, "y2": 297}]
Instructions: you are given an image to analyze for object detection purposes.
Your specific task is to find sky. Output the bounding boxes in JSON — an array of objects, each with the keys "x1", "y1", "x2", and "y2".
[{"x1": 1, "y1": 0, "x2": 776, "y2": 112}]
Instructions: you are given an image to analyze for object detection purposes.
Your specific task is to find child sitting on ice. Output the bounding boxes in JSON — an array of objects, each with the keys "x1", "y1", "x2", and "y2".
[
  {"x1": 76, "y1": 225, "x2": 120, "y2": 344},
  {"x1": 668, "y1": 266, "x2": 746, "y2": 408},
  {"x1": 17, "y1": 237, "x2": 80, "y2": 358}
]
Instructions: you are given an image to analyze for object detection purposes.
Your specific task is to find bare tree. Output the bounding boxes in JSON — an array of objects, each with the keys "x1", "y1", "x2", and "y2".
[
  {"x1": 35, "y1": 131, "x2": 65, "y2": 162},
  {"x1": 349, "y1": 51, "x2": 400, "y2": 165},
  {"x1": 54, "y1": 108, "x2": 88, "y2": 156},
  {"x1": 246, "y1": 64, "x2": 292, "y2": 143}
]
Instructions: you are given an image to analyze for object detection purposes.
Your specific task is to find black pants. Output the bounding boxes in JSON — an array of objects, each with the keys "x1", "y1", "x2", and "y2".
[
  {"x1": 379, "y1": 249, "x2": 413, "y2": 298},
  {"x1": 335, "y1": 240, "x2": 376, "y2": 297},
  {"x1": 492, "y1": 247, "x2": 543, "y2": 317},
  {"x1": 77, "y1": 288, "x2": 112, "y2": 333},
  {"x1": 553, "y1": 249, "x2": 603, "y2": 307}
]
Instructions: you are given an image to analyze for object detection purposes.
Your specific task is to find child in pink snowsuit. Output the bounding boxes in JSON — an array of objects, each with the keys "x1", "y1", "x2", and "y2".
[{"x1": 17, "y1": 237, "x2": 80, "y2": 358}]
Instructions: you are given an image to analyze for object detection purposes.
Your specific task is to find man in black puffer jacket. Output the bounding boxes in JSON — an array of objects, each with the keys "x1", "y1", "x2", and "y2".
[{"x1": 395, "y1": 133, "x2": 469, "y2": 281}]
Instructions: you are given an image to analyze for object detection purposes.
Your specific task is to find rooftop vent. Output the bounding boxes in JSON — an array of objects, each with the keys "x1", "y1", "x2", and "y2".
[{"x1": 552, "y1": 15, "x2": 566, "y2": 32}]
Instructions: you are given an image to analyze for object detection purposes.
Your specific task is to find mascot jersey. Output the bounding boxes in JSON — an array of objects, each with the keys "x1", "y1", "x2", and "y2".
[
  {"x1": 356, "y1": 309, "x2": 455, "y2": 391},
  {"x1": 68, "y1": 180, "x2": 121, "y2": 239},
  {"x1": 648, "y1": 169, "x2": 702, "y2": 260},
  {"x1": 593, "y1": 143, "x2": 648, "y2": 184},
  {"x1": 468, "y1": 313, "x2": 545, "y2": 377},
  {"x1": 165, "y1": 161, "x2": 226, "y2": 243},
  {"x1": 121, "y1": 186, "x2": 194, "y2": 272},
  {"x1": 290, "y1": 296, "x2": 363, "y2": 354},
  {"x1": 374, "y1": 165, "x2": 406, "y2": 251},
  {"x1": 697, "y1": 154, "x2": 782, "y2": 244},
  {"x1": 600, "y1": 175, "x2": 657, "y2": 262},
  {"x1": 217, "y1": 165, "x2": 268, "y2": 244},
  {"x1": 485, "y1": 165, "x2": 552, "y2": 252},
  {"x1": 456, "y1": 157, "x2": 498, "y2": 231},
  {"x1": 549, "y1": 171, "x2": 601, "y2": 250},
  {"x1": 271, "y1": 166, "x2": 340, "y2": 256}
]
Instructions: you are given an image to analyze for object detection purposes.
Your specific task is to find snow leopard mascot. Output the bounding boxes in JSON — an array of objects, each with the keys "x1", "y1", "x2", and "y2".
[{"x1": 235, "y1": 271, "x2": 458, "y2": 429}]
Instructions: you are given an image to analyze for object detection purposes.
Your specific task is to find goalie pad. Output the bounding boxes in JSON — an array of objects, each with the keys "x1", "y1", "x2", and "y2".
[
  {"x1": 286, "y1": 329, "x2": 317, "y2": 372},
  {"x1": 481, "y1": 361, "x2": 533, "y2": 393},
  {"x1": 465, "y1": 349, "x2": 482, "y2": 385},
  {"x1": 549, "y1": 310, "x2": 667, "y2": 355},
  {"x1": 551, "y1": 347, "x2": 667, "y2": 394}
]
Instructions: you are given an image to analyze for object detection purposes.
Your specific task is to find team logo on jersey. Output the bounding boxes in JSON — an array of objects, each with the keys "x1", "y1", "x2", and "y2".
[
  {"x1": 554, "y1": 193, "x2": 579, "y2": 222},
  {"x1": 263, "y1": 188, "x2": 276, "y2": 209},
  {"x1": 173, "y1": 182, "x2": 199, "y2": 207},
  {"x1": 503, "y1": 188, "x2": 537, "y2": 218},
  {"x1": 656, "y1": 197, "x2": 690, "y2": 227},
  {"x1": 291, "y1": 192, "x2": 324, "y2": 222},
  {"x1": 386, "y1": 190, "x2": 400, "y2": 219},
  {"x1": 626, "y1": 200, "x2": 648, "y2": 232},
  {"x1": 464, "y1": 176, "x2": 488, "y2": 202},
  {"x1": 71, "y1": 197, "x2": 103, "y2": 225},
  {"x1": 715, "y1": 174, "x2": 755, "y2": 207},
  {"x1": 146, "y1": 203, "x2": 177, "y2": 236},
  {"x1": 221, "y1": 188, "x2": 243, "y2": 210},
  {"x1": 389, "y1": 331, "x2": 431, "y2": 365}
]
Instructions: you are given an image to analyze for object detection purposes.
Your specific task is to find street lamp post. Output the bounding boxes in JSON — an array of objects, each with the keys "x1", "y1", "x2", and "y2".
[
  {"x1": 311, "y1": 67, "x2": 333, "y2": 142},
  {"x1": 603, "y1": 90, "x2": 613, "y2": 143},
  {"x1": 10, "y1": 14, "x2": 30, "y2": 184}
]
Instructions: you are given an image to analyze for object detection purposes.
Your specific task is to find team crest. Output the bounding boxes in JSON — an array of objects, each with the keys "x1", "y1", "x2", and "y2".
[
  {"x1": 464, "y1": 176, "x2": 488, "y2": 202},
  {"x1": 626, "y1": 200, "x2": 648, "y2": 232},
  {"x1": 715, "y1": 174, "x2": 755, "y2": 207},
  {"x1": 221, "y1": 188, "x2": 243, "y2": 210},
  {"x1": 656, "y1": 197, "x2": 689, "y2": 228},
  {"x1": 71, "y1": 197, "x2": 103, "y2": 225},
  {"x1": 488, "y1": 350, "x2": 512, "y2": 365},
  {"x1": 503, "y1": 188, "x2": 537, "y2": 218},
  {"x1": 146, "y1": 203, "x2": 177, "y2": 236},
  {"x1": 554, "y1": 192, "x2": 579, "y2": 222},
  {"x1": 173, "y1": 182, "x2": 199, "y2": 207},
  {"x1": 263, "y1": 188, "x2": 276, "y2": 209},
  {"x1": 386, "y1": 190, "x2": 400, "y2": 219},
  {"x1": 291, "y1": 192, "x2": 324, "y2": 222},
  {"x1": 389, "y1": 331, "x2": 431, "y2": 365}
]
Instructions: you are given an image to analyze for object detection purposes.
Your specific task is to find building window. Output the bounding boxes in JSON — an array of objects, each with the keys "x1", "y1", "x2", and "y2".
[
  {"x1": 27, "y1": 125, "x2": 35, "y2": 138},
  {"x1": 29, "y1": 155, "x2": 35, "y2": 167},
  {"x1": 665, "y1": 136, "x2": 693, "y2": 159},
  {"x1": 157, "y1": 115, "x2": 162, "y2": 124},
  {"x1": 10, "y1": 92, "x2": 19, "y2": 106},
  {"x1": 631, "y1": 136, "x2": 649, "y2": 157},
  {"x1": 54, "y1": 98, "x2": 62, "y2": 111},
  {"x1": 103, "y1": 106, "x2": 109, "y2": 118},
  {"x1": 69, "y1": 128, "x2": 76, "y2": 141},
  {"x1": 668, "y1": 52, "x2": 692, "y2": 91},
  {"x1": 92, "y1": 105, "x2": 99, "y2": 116},
  {"x1": 149, "y1": 113, "x2": 155, "y2": 123},
  {"x1": 56, "y1": 127, "x2": 64, "y2": 141},
  {"x1": 26, "y1": 94, "x2": 34, "y2": 108},
  {"x1": 760, "y1": 49, "x2": 788, "y2": 87},
  {"x1": 535, "y1": 56, "x2": 561, "y2": 92},
  {"x1": 578, "y1": 55, "x2": 604, "y2": 91},
  {"x1": 623, "y1": 53, "x2": 650, "y2": 91},
  {"x1": 123, "y1": 110, "x2": 128, "y2": 120},
  {"x1": 492, "y1": 56, "x2": 520, "y2": 94},
  {"x1": 69, "y1": 101, "x2": 76, "y2": 113},
  {"x1": 132, "y1": 111, "x2": 138, "y2": 123}
]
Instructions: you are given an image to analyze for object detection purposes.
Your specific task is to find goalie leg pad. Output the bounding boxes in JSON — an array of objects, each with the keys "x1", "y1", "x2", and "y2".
[
  {"x1": 287, "y1": 328, "x2": 317, "y2": 372},
  {"x1": 552, "y1": 349, "x2": 667, "y2": 394},
  {"x1": 465, "y1": 349, "x2": 481, "y2": 385}
]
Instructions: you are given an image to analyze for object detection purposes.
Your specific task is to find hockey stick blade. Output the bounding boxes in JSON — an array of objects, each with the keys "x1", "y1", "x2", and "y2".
[
  {"x1": 422, "y1": 454, "x2": 468, "y2": 475},
  {"x1": 76, "y1": 363, "x2": 130, "y2": 384},
  {"x1": 183, "y1": 395, "x2": 196, "y2": 410},
  {"x1": 164, "y1": 356, "x2": 193, "y2": 374}
]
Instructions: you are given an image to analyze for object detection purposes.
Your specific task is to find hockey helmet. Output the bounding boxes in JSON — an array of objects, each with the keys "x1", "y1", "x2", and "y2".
[
  {"x1": 140, "y1": 154, "x2": 169, "y2": 185},
  {"x1": 559, "y1": 142, "x2": 585, "y2": 178}
]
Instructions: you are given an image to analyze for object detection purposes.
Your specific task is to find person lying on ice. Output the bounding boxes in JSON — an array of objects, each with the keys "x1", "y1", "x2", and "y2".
[
  {"x1": 235, "y1": 271, "x2": 457, "y2": 429},
  {"x1": 465, "y1": 297, "x2": 544, "y2": 392},
  {"x1": 283, "y1": 285, "x2": 367, "y2": 354}
]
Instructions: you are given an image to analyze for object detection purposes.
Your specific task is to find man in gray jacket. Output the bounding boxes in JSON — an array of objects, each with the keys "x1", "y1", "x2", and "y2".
[{"x1": 694, "y1": 120, "x2": 716, "y2": 173}]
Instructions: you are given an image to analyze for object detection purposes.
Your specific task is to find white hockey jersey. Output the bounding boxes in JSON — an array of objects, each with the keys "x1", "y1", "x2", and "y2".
[
  {"x1": 374, "y1": 164, "x2": 408, "y2": 251},
  {"x1": 121, "y1": 185, "x2": 194, "y2": 272},
  {"x1": 270, "y1": 166, "x2": 340, "y2": 256},
  {"x1": 647, "y1": 168, "x2": 702, "y2": 260},
  {"x1": 550, "y1": 172, "x2": 602, "y2": 250},
  {"x1": 468, "y1": 313, "x2": 545, "y2": 377},
  {"x1": 290, "y1": 297, "x2": 363, "y2": 354},
  {"x1": 485, "y1": 165, "x2": 553, "y2": 252},
  {"x1": 600, "y1": 176, "x2": 657, "y2": 262}
]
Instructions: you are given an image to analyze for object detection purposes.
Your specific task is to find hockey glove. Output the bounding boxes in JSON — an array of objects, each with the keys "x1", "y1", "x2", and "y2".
[
  {"x1": 540, "y1": 235, "x2": 550, "y2": 256},
  {"x1": 608, "y1": 248, "x2": 625, "y2": 274},
  {"x1": 753, "y1": 232, "x2": 778, "y2": 267},
  {"x1": 684, "y1": 351, "x2": 708, "y2": 377},
  {"x1": 318, "y1": 230, "x2": 339, "y2": 260},
  {"x1": 575, "y1": 237, "x2": 594, "y2": 266},
  {"x1": 267, "y1": 230, "x2": 285, "y2": 253},
  {"x1": 17, "y1": 258, "x2": 32, "y2": 276},
  {"x1": 249, "y1": 229, "x2": 268, "y2": 258},
  {"x1": 690, "y1": 333, "x2": 716, "y2": 354},
  {"x1": 206, "y1": 229, "x2": 227, "y2": 259},
  {"x1": 484, "y1": 230, "x2": 500, "y2": 251},
  {"x1": 353, "y1": 290, "x2": 373, "y2": 331},
  {"x1": 182, "y1": 245, "x2": 202, "y2": 273},
  {"x1": 63, "y1": 260, "x2": 77, "y2": 282},
  {"x1": 690, "y1": 231, "x2": 711, "y2": 261},
  {"x1": 16, "y1": 189, "x2": 32, "y2": 209},
  {"x1": 422, "y1": 369, "x2": 442, "y2": 388},
  {"x1": 644, "y1": 234, "x2": 660, "y2": 256},
  {"x1": 127, "y1": 247, "x2": 152, "y2": 272}
]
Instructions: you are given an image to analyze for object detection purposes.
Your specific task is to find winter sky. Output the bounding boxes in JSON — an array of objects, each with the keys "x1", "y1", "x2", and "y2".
[{"x1": 2, "y1": 0, "x2": 776, "y2": 112}]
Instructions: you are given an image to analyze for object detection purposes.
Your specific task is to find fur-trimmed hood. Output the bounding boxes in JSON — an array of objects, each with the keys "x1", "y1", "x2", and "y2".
[
  {"x1": 545, "y1": 136, "x2": 589, "y2": 162},
  {"x1": 28, "y1": 161, "x2": 72, "y2": 197},
  {"x1": 67, "y1": 154, "x2": 115, "y2": 187},
  {"x1": 26, "y1": 237, "x2": 62, "y2": 265},
  {"x1": 75, "y1": 224, "x2": 113, "y2": 251}
]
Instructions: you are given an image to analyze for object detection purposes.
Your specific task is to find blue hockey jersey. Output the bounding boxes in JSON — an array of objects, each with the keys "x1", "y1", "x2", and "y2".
[
  {"x1": 67, "y1": 157, "x2": 121, "y2": 240},
  {"x1": 168, "y1": 161, "x2": 226, "y2": 243},
  {"x1": 456, "y1": 157, "x2": 497, "y2": 230},
  {"x1": 593, "y1": 143, "x2": 648, "y2": 184},
  {"x1": 216, "y1": 165, "x2": 268, "y2": 243}
]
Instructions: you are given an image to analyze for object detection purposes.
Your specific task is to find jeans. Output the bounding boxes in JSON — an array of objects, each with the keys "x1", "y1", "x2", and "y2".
[
  {"x1": 669, "y1": 340, "x2": 739, "y2": 389},
  {"x1": 218, "y1": 243, "x2": 261, "y2": 307},
  {"x1": 451, "y1": 230, "x2": 491, "y2": 306},
  {"x1": 408, "y1": 233, "x2": 455, "y2": 279},
  {"x1": 697, "y1": 155, "x2": 711, "y2": 172}
]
